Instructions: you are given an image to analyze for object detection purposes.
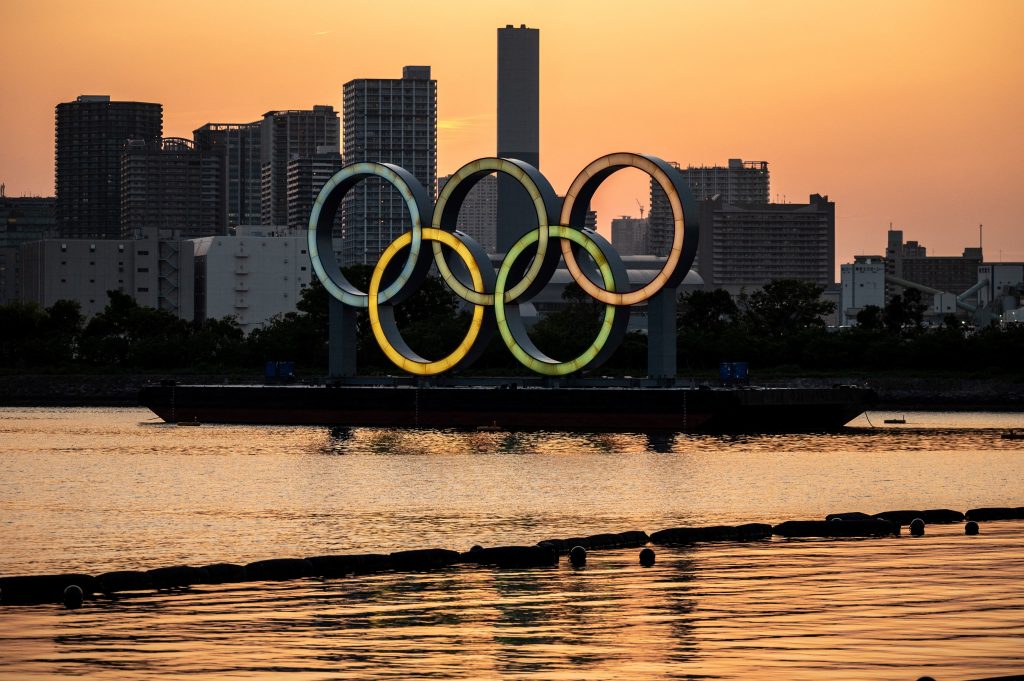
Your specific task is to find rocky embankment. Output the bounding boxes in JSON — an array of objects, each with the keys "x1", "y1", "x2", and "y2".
[
  {"x1": 0, "y1": 374, "x2": 260, "y2": 407},
  {"x1": 761, "y1": 376, "x2": 1024, "y2": 410},
  {"x1": 0, "y1": 373, "x2": 1021, "y2": 410}
]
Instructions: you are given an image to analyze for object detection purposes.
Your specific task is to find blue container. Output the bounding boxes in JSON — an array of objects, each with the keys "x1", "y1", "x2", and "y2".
[
  {"x1": 719, "y1": 363, "x2": 734, "y2": 382},
  {"x1": 720, "y1": 361, "x2": 750, "y2": 384}
]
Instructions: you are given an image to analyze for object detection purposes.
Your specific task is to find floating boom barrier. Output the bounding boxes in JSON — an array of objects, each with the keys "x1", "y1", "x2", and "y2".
[{"x1": 2, "y1": 506, "x2": 1022, "y2": 607}]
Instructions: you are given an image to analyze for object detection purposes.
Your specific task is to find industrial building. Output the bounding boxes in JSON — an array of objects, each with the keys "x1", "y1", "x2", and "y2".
[
  {"x1": 884, "y1": 230, "x2": 983, "y2": 307},
  {"x1": 341, "y1": 66, "x2": 437, "y2": 264},
  {"x1": 18, "y1": 237, "x2": 194, "y2": 320},
  {"x1": 839, "y1": 256, "x2": 886, "y2": 324},
  {"x1": 192, "y1": 228, "x2": 312, "y2": 333},
  {"x1": 55, "y1": 95, "x2": 162, "y2": 239}
]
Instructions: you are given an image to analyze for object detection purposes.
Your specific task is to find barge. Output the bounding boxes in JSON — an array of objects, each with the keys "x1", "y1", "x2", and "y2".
[{"x1": 139, "y1": 382, "x2": 875, "y2": 433}]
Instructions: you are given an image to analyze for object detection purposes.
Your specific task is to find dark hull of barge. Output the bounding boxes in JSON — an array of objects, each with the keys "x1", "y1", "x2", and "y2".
[{"x1": 139, "y1": 383, "x2": 875, "y2": 433}]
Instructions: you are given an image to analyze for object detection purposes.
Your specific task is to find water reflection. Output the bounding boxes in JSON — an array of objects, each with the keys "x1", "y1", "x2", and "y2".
[
  {"x1": 2, "y1": 407, "x2": 1024, "y2": 678},
  {"x1": 24, "y1": 525, "x2": 1022, "y2": 679}
]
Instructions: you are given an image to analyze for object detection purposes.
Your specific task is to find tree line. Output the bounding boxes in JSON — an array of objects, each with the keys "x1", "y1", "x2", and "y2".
[{"x1": 1, "y1": 272, "x2": 1020, "y2": 378}]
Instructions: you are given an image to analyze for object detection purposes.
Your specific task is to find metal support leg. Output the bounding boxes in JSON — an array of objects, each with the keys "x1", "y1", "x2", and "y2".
[
  {"x1": 647, "y1": 286, "x2": 677, "y2": 381},
  {"x1": 329, "y1": 297, "x2": 357, "y2": 378}
]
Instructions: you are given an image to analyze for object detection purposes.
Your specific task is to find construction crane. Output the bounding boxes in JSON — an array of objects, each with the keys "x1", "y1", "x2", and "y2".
[{"x1": 635, "y1": 198, "x2": 645, "y2": 220}]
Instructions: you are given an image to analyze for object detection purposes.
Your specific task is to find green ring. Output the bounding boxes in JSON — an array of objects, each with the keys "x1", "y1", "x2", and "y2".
[{"x1": 494, "y1": 226, "x2": 618, "y2": 376}]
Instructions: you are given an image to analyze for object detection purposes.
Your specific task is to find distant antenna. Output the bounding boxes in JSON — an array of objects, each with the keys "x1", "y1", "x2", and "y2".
[
  {"x1": 979, "y1": 223, "x2": 983, "y2": 251},
  {"x1": 889, "y1": 221, "x2": 893, "y2": 232},
  {"x1": 635, "y1": 198, "x2": 645, "y2": 220},
  {"x1": 0, "y1": 183, "x2": 5, "y2": 198}
]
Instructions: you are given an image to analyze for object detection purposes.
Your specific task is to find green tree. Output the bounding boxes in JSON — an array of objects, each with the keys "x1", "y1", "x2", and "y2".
[
  {"x1": 677, "y1": 289, "x2": 738, "y2": 332},
  {"x1": 855, "y1": 304, "x2": 884, "y2": 331},
  {"x1": 743, "y1": 279, "x2": 835, "y2": 336},
  {"x1": 530, "y1": 282, "x2": 605, "y2": 360},
  {"x1": 79, "y1": 291, "x2": 191, "y2": 368},
  {"x1": 883, "y1": 289, "x2": 926, "y2": 335},
  {"x1": 0, "y1": 301, "x2": 47, "y2": 366}
]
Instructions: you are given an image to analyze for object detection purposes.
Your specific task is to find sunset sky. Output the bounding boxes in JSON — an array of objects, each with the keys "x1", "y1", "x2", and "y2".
[{"x1": 1, "y1": 0, "x2": 1022, "y2": 270}]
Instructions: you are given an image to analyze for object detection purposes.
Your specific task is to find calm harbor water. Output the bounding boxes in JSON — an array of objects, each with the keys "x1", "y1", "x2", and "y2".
[{"x1": 1, "y1": 407, "x2": 1023, "y2": 679}]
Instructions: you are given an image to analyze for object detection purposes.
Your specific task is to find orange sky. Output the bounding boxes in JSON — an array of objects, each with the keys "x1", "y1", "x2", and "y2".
[{"x1": 1, "y1": 0, "x2": 1022, "y2": 270}]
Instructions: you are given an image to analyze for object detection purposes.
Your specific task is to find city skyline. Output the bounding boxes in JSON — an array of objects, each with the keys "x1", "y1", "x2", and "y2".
[{"x1": 1, "y1": 0, "x2": 1022, "y2": 271}]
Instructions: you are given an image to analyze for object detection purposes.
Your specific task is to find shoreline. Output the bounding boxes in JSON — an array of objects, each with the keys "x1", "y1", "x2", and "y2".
[{"x1": 1, "y1": 373, "x2": 1021, "y2": 411}]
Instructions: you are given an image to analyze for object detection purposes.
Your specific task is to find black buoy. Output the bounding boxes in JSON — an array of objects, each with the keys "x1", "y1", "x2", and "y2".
[
  {"x1": 469, "y1": 544, "x2": 483, "y2": 553},
  {"x1": 910, "y1": 518, "x2": 925, "y2": 536},
  {"x1": 639, "y1": 548, "x2": 656, "y2": 567},
  {"x1": 63, "y1": 585, "x2": 84, "y2": 609},
  {"x1": 965, "y1": 521, "x2": 980, "y2": 536},
  {"x1": 569, "y1": 546, "x2": 587, "y2": 568}
]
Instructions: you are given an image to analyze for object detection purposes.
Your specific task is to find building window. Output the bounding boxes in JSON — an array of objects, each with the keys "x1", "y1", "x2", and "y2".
[
  {"x1": 137, "y1": 267, "x2": 149, "y2": 273},
  {"x1": 138, "y1": 287, "x2": 149, "y2": 292},
  {"x1": 137, "y1": 250, "x2": 149, "y2": 256},
  {"x1": 300, "y1": 266, "x2": 307, "y2": 271},
  {"x1": 89, "y1": 244, "x2": 96, "y2": 252},
  {"x1": 60, "y1": 243, "x2": 67, "y2": 251}
]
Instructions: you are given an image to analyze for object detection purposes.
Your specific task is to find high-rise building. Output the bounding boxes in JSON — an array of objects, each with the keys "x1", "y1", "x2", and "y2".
[
  {"x1": 341, "y1": 66, "x2": 437, "y2": 264},
  {"x1": 193, "y1": 122, "x2": 263, "y2": 230},
  {"x1": 0, "y1": 193, "x2": 56, "y2": 304},
  {"x1": 121, "y1": 137, "x2": 219, "y2": 238},
  {"x1": 55, "y1": 95, "x2": 162, "y2": 239},
  {"x1": 260, "y1": 106, "x2": 340, "y2": 227},
  {"x1": 649, "y1": 159, "x2": 769, "y2": 257},
  {"x1": 696, "y1": 194, "x2": 835, "y2": 294},
  {"x1": 287, "y1": 147, "x2": 343, "y2": 232},
  {"x1": 611, "y1": 216, "x2": 649, "y2": 256},
  {"x1": 437, "y1": 174, "x2": 497, "y2": 254},
  {"x1": 497, "y1": 25, "x2": 540, "y2": 253}
]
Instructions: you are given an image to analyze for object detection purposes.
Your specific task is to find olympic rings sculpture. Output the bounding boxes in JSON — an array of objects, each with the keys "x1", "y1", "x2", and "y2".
[{"x1": 307, "y1": 153, "x2": 699, "y2": 377}]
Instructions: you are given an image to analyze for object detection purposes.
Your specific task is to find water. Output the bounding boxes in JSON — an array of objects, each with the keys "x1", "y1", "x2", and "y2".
[{"x1": 2, "y1": 407, "x2": 1023, "y2": 679}]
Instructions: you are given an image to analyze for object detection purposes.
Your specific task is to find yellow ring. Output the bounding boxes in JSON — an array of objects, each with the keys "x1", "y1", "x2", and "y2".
[{"x1": 368, "y1": 228, "x2": 487, "y2": 375}]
